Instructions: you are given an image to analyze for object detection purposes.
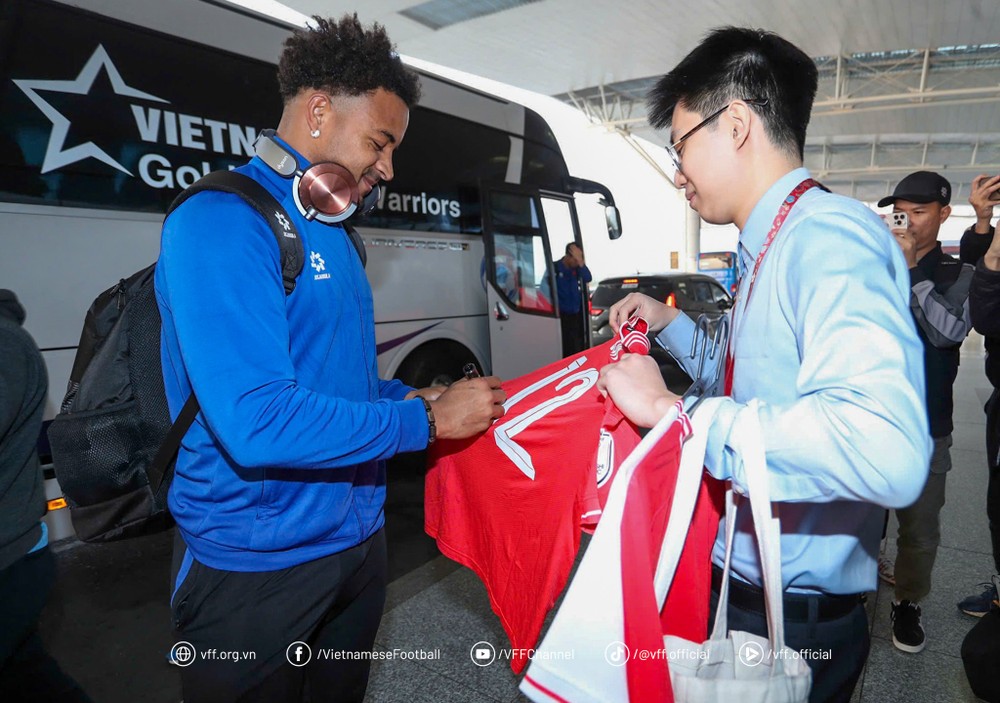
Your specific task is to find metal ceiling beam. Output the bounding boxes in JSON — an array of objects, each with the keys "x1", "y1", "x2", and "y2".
[
  {"x1": 806, "y1": 133, "x2": 1000, "y2": 200},
  {"x1": 562, "y1": 44, "x2": 1000, "y2": 202},
  {"x1": 560, "y1": 43, "x2": 1000, "y2": 133},
  {"x1": 567, "y1": 87, "x2": 1000, "y2": 129},
  {"x1": 816, "y1": 162, "x2": 1000, "y2": 177}
]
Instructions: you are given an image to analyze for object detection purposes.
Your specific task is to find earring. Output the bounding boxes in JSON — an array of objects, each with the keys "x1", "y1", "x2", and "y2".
[{"x1": 311, "y1": 129, "x2": 320, "y2": 138}]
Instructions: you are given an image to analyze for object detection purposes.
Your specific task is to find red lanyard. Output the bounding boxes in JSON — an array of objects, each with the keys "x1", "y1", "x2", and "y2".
[{"x1": 724, "y1": 179, "x2": 820, "y2": 395}]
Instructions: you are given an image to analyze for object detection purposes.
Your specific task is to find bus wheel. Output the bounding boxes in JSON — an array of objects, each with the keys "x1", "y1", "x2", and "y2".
[{"x1": 394, "y1": 341, "x2": 479, "y2": 389}]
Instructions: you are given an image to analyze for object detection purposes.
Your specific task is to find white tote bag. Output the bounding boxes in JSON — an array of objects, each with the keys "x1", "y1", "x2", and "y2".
[
  {"x1": 521, "y1": 399, "x2": 723, "y2": 703},
  {"x1": 657, "y1": 399, "x2": 811, "y2": 702},
  {"x1": 521, "y1": 398, "x2": 811, "y2": 703}
]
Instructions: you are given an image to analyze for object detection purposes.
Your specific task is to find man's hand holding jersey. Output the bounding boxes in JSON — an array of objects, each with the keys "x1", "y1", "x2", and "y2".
[
  {"x1": 430, "y1": 376, "x2": 507, "y2": 439},
  {"x1": 598, "y1": 292, "x2": 681, "y2": 428},
  {"x1": 608, "y1": 292, "x2": 680, "y2": 334}
]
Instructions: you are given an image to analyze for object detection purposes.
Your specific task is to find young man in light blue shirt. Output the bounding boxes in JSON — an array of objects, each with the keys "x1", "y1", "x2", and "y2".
[{"x1": 598, "y1": 27, "x2": 929, "y2": 703}]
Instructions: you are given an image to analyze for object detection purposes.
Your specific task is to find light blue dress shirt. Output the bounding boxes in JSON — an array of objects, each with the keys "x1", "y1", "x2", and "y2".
[{"x1": 657, "y1": 167, "x2": 931, "y2": 595}]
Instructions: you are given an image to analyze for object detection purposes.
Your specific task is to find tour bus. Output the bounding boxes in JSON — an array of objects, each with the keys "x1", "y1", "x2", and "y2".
[
  {"x1": 0, "y1": 0, "x2": 621, "y2": 538},
  {"x1": 697, "y1": 251, "x2": 738, "y2": 295}
]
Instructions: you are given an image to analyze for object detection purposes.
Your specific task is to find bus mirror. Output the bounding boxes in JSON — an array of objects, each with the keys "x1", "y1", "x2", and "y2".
[
  {"x1": 604, "y1": 204, "x2": 622, "y2": 240},
  {"x1": 565, "y1": 177, "x2": 621, "y2": 239}
]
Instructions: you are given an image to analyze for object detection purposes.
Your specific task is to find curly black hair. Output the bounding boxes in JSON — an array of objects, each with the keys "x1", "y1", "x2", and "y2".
[{"x1": 277, "y1": 14, "x2": 421, "y2": 106}]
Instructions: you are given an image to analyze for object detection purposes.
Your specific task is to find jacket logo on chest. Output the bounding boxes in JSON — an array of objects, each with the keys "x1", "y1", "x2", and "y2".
[{"x1": 310, "y1": 251, "x2": 330, "y2": 281}]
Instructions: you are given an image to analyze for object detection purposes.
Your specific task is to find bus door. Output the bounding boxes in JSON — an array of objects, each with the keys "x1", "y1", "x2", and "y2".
[{"x1": 481, "y1": 184, "x2": 562, "y2": 379}]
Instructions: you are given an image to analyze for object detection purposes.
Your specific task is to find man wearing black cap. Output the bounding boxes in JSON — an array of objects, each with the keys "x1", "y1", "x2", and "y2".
[{"x1": 878, "y1": 170, "x2": 975, "y2": 654}]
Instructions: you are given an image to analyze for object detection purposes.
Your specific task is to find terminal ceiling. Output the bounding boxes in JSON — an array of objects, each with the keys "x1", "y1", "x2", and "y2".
[{"x1": 238, "y1": 0, "x2": 1000, "y2": 201}]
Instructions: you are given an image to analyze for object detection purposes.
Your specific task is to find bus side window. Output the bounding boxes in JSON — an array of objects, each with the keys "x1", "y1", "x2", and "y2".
[{"x1": 493, "y1": 234, "x2": 553, "y2": 313}]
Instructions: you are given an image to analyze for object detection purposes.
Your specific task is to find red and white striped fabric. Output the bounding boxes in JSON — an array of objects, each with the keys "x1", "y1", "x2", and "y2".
[
  {"x1": 610, "y1": 314, "x2": 651, "y2": 361},
  {"x1": 520, "y1": 400, "x2": 726, "y2": 703}
]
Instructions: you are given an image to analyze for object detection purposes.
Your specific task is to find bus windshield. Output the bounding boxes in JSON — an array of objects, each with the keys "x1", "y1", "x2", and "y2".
[
  {"x1": 698, "y1": 251, "x2": 737, "y2": 294},
  {"x1": 698, "y1": 252, "x2": 735, "y2": 271}
]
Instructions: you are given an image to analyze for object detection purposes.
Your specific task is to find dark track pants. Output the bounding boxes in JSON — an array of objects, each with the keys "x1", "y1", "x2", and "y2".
[
  {"x1": 170, "y1": 529, "x2": 387, "y2": 703},
  {"x1": 986, "y1": 388, "x2": 1000, "y2": 572},
  {"x1": 0, "y1": 547, "x2": 92, "y2": 702}
]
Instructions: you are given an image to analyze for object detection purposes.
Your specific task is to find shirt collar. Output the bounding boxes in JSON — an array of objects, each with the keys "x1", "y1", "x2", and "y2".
[{"x1": 738, "y1": 166, "x2": 812, "y2": 274}]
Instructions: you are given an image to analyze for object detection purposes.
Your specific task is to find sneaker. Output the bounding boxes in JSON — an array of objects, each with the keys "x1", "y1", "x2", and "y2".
[
  {"x1": 957, "y1": 575, "x2": 1000, "y2": 617},
  {"x1": 890, "y1": 600, "x2": 925, "y2": 653},
  {"x1": 878, "y1": 556, "x2": 896, "y2": 586}
]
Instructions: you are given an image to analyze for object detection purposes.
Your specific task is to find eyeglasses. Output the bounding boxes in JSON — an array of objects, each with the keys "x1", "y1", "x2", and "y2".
[{"x1": 664, "y1": 99, "x2": 768, "y2": 185}]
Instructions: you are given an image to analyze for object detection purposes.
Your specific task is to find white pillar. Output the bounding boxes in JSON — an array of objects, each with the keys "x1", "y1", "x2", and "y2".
[{"x1": 684, "y1": 206, "x2": 701, "y2": 273}]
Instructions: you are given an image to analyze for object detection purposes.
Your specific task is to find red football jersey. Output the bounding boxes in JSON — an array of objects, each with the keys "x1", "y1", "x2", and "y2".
[{"x1": 425, "y1": 339, "x2": 644, "y2": 673}]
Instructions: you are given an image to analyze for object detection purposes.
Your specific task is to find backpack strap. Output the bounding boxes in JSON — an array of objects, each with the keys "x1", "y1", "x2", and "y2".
[
  {"x1": 147, "y1": 392, "x2": 200, "y2": 496},
  {"x1": 167, "y1": 170, "x2": 305, "y2": 294},
  {"x1": 153, "y1": 171, "x2": 308, "y2": 493},
  {"x1": 344, "y1": 224, "x2": 368, "y2": 269}
]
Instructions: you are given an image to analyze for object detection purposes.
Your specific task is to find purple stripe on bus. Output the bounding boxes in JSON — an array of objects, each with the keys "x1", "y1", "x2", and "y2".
[{"x1": 376, "y1": 321, "x2": 444, "y2": 356}]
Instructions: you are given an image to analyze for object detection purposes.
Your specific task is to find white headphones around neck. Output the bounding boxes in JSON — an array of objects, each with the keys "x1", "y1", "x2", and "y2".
[{"x1": 254, "y1": 129, "x2": 380, "y2": 224}]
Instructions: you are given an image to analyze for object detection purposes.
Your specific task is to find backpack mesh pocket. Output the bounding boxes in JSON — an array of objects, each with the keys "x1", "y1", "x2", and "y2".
[{"x1": 49, "y1": 399, "x2": 155, "y2": 507}]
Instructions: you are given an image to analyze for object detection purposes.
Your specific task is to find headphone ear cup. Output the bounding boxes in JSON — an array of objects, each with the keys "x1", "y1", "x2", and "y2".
[
  {"x1": 358, "y1": 183, "x2": 381, "y2": 217},
  {"x1": 295, "y1": 162, "x2": 359, "y2": 223}
]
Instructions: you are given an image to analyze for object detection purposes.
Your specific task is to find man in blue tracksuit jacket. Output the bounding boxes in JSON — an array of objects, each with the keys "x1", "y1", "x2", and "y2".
[{"x1": 155, "y1": 15, "x2": 505, "y2": 703}]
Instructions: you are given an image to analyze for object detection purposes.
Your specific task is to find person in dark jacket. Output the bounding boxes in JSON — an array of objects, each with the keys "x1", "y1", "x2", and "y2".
[
  {"x1": 554, "y1": 242, "x2": 592, "y2": 356},
  {"x1": 0, "y1": 289, "x2": 90, "y2": 702},
  {"x1": 879, "y1": 171, "x2": 974, "y2": 653},
  {"x1": 957, "y1": 173, "x2": 1000, "y2": 617}
]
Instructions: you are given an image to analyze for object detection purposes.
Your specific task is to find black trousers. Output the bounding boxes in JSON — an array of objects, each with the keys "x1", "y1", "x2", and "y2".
[
  {"x1": 171, "y1": 529, "x2": 388, "y2": 703},
  {"x1": 561, "y1": 313, "x2": 586, "y2": 357},
  {"x1": 0, "y1": 547, "x2": 92, "y2": 702},
  {"x1": 986, "y1": 388, "x2": 1000, "y2": 572},
  {"x1": 709, "y1": 574, "x2": 870, "y2": 703}
]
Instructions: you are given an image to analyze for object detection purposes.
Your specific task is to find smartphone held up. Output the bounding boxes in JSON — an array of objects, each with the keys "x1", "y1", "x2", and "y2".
[{"x1": 881, "y1": 211, "x2": 909, "y2": 230}]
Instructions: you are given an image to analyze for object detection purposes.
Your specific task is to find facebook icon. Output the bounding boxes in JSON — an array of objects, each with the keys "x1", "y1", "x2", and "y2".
[{"x1": 286, "y1": 641, "x2": 312, "y2": 667}]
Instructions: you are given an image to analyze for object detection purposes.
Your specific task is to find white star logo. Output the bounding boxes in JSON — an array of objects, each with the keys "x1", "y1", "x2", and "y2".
[
  {"x1": 310, "y1": 251, "x2": 326, "y2": 273},
  {"x1": 12, "y1": 44, "x2": 168, "y2": 175}
]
